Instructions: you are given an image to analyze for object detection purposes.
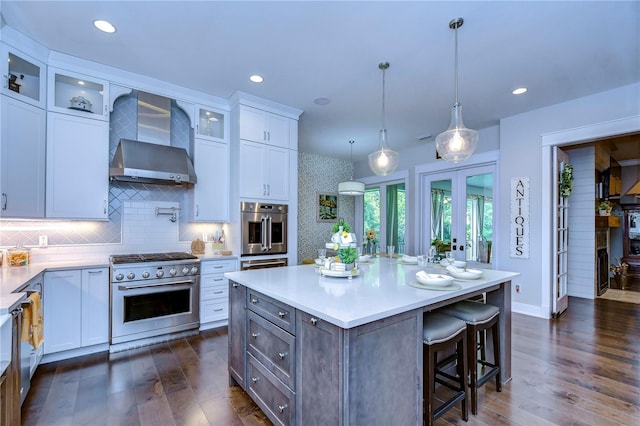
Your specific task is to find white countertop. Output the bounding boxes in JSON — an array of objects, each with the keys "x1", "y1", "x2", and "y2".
[
  {"x1": 225, "y1": 258, "x2": 519, "y2": 328},
  {"x1": 0, "y1": 258, "x2": 109, "y2": 313}
]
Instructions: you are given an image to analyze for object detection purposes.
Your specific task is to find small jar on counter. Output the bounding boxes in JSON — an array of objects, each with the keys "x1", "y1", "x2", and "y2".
[{"x1": 7, "y1": 244, "x2": 30, "y2": 267}]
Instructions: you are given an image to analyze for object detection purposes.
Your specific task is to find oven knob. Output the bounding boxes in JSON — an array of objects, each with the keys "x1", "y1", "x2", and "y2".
[
  {"x1": 190, "y1": 266, "x2": 198, "y2": 275},
  {"x1": 182, "y1": 267, "x2": 190, "y2": 275},
  {"x1": 156, "y1": 270, "x2": 165, "y2": 278},
  {"x1": 142, "y1": 271, "x2": 150, "y2": 279},
  {"x1": 169, "y1": 268, "x2": 177, "y2": 277},
  {"x1": 127, "y1": 272, "x2": 135, "y2": 280},
  {"x1": 115, "y1": 273, "x2": 124, "y2": 281}
]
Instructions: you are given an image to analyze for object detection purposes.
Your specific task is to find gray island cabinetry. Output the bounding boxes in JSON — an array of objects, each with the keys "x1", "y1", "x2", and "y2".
[{"x1": 226, "y1": 260, "x2": 518, "y2": 426}]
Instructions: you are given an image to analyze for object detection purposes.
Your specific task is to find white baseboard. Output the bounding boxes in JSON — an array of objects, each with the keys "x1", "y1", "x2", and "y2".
[{"x1": 512, "y1": 302, "x2": 550, "y2": 319}]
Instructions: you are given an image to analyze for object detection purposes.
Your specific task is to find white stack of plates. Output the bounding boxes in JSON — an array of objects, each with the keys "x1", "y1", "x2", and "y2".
[
  {"x1": 446, "y1": 265, "x2": 483, "y2": 280},
  {"x1": 415, "y1": 271, "x2": 455, "y2": 287}
]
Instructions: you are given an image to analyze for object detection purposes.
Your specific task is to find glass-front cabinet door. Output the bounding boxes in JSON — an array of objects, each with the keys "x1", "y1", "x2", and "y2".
[
  {"x1": 196, "y1": 105, "x2": 227, "y2": 142},
  {"x1": 1, "y1": 44, "x2": 46, "y2": 108},
  {"x1": 422, "y1": 165, "x2": 494, "y2": 264},
  {"x1": 47, "y1": 67, "x2": 109, "y2": 120}
]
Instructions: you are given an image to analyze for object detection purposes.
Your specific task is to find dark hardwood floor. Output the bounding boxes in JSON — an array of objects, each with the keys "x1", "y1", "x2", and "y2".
[{"x1": 22, "y1": 297, "x2": 640, "y2": 425}]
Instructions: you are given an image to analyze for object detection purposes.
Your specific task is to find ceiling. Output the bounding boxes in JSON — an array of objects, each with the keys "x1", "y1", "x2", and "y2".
[{"x1": 1, "y1": 1, "x2": 639, "y2": 162}]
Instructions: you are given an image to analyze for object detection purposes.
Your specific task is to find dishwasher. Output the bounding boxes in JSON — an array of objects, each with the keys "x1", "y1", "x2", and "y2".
[{"x1": 19, "y1": 277, "x2": 43, "y2": 405}]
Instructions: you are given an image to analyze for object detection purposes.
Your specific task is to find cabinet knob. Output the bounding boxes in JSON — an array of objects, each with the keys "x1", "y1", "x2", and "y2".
[
  {"x1": 251, "y1": 298, "x2": 259, "y2": 304},
  {"x1": 310, "y1": 317, "x2": 318, "y2": 326},
  {"x1": 232, "y1": 283, "x2": 238, "y2": 288},
  {"x1": 1, "y1": 193, "x2": 7, "y2": 211},
  {"x1": 278, "y1": 404, "x2": 288, "y2": 413},
  {"x1": 251, "y1": 332, "x2": 260, "y2": 338},
  {"x1": 278, "y1": 311, "x2": 287, "y2": 318},
  {"x1": 251, "y1": 377, "x2": 259, "y2": 383},
  {"x1": 277, "y1": 352, "x2": 288, "y2": 359}
]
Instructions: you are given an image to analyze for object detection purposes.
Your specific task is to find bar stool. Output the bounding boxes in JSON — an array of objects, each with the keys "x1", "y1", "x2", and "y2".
[
  {"x1": 422, "y1": 312, "x2": 468, "y2": 425},
  {"x1": 440, "y1": 300, "x2": 501, "y2": 415}
]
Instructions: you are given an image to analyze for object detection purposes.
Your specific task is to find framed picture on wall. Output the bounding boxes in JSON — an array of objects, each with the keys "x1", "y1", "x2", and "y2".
[{"x1": 317, "y1": 192, "x2": 338, "y2": 222}]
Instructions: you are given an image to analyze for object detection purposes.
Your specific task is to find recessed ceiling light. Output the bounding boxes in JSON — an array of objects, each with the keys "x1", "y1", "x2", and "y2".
[
  {"x1": 94, "y1": 20, "x2": 116, "y2": 33},
  {"x1": 250, "y1": 75, "x2": 264, "y2": 83},
  {"x1": 314, "y1": 97, "x2": 331, "y2": 106},
  {"x1": 78, "y1": 81, "x2": 85, "y2": 85},
  {"x1": 512, "y1": 87, "x2": 528, "y2": 95}
]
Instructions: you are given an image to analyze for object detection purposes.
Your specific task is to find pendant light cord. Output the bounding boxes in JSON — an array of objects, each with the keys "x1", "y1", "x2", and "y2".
[
  {"x1": 382, "y1": 67, "x2": 386, "y2": 129},
  {"x1": 454, "y1": 23, "x2": 459, "y2": 105},
  {"x1": 349, "y1": 140, "x2": 355, "y2": 180},
  {"x1": 449, "y1": 18, "x2": 463, "y2": 106},
  {"x1": 378, "y1": 62, "x2": 390, "y2": 139}
]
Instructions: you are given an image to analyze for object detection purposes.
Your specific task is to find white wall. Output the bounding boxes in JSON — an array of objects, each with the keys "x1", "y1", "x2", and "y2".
[
  {"x1": 499, "y1": 83, "x2": 640, "y2": 317},
  {"x1": 566, "y1": 146, "x2": 596, "y2": 299}
]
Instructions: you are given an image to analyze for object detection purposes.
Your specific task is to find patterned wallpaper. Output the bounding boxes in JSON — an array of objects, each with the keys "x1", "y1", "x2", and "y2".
[
  {"x1": 297, "y1": 151, "x2": 355, "y2": 263},
  {"x1": 0, "y1": 92, "x2": 211, "y2": 249}
]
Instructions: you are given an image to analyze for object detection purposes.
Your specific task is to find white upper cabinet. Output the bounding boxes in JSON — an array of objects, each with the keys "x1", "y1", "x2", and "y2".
[
  {"x1": 239, "y1": 105, "x2": 291, "y2": 149},
  {"x1": 46, "y1": 112, "x2": 109, "y2": 219},
  {"x1": 191, "y1": 139, "x2": 230, "y2": 222},
  {"x1": 196, "y1": 105, "x2": 227, "y2": 143},
  {"x1": 239, "y1": 140, "x2": 289, "y2": 200},
  {"x1": 1, "y1": 44, "x2": 46, "y2": 109},
  {"x1": 0, "y1": 95, "x2": 46, "y2": 218},
  {"x1": 47, "y1": 67, "x2": 109, "y2": 121}
]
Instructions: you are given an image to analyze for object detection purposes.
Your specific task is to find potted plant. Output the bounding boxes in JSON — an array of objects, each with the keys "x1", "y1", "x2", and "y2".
[{"x1": 598, "y1": 201, "x2": 612, "y2": 216}]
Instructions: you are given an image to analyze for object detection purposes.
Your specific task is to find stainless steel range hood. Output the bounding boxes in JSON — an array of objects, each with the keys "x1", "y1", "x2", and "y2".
[
  {"x1": 110, "y1": 139, "x2": 197, "y2": 185},
  {"x1": 109, "y1": 91, "x2": 196, "y2": 185}
]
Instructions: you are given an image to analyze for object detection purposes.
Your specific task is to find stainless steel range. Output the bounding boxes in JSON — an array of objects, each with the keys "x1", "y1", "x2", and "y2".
[{"x1": 109, "y1": 252, "x2": 200, "y2": 351}]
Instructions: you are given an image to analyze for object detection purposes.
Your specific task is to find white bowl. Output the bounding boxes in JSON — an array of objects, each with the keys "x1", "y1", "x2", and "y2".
[
  {"x1": 358, "y1": 254, "x2": 371, "y2": 262},
  {"x1": 314, "y1": 258, "x2": 324, "y2": 266},
  {"x1": 415, "y1": 271, "x2": 455, "y2": 287},
  {"x1": 447, "y1": 267, "x2": 483, "y2": 280},
  {"x1": 401, "y1": 255, "x2": 418, "y2": 264}
]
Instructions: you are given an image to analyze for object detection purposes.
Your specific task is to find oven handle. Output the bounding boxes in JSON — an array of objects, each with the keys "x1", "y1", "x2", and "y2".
[
  {"x1": 267, "y1": 215, "x2": 272, "y2": 250},
  {"x1": 241, "y1": 259, "x2": 288, "y2": 270},
  {"x1": 261, "y1": 215, "x2": 268, "y2": 251},
  {"x1": 118, "y1": 279, "x2": 196, "y2": 291}
]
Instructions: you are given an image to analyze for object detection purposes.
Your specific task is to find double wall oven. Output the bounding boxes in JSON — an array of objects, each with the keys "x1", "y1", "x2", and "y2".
[
  {"x1": 241, "y1": 202, "x2": 288, "y2": 270},
  {"x1": 109, "y1": 252, "x2": 200, "y2": 350}
]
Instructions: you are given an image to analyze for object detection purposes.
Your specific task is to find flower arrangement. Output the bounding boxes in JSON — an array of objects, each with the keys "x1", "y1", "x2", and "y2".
[
  {"x1": 560, "y1": 163, "x2": 574, "y2": 198},
  {"x1": 365, "y1": 229, "x2": 377, "y2": 243}
]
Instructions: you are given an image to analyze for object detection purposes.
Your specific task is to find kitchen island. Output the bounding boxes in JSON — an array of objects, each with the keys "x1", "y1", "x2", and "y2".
[{"x1": 225, "y1": 258, "x2": 518, "y2": 426}]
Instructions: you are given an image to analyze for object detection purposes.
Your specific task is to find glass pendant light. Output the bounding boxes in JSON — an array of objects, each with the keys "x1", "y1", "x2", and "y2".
[
  {"x1": 435, "y1": 18, "x2": 479, "y2": 163},
  {"x1": 338, "y1": 140, "x2": 365, "y2": 195},
  {"x1": 369, "y1": 62, "x2": 399, "y2": 176}
]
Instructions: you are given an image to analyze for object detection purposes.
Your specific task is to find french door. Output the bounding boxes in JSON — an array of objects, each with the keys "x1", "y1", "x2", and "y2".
[
  {"x1": 421, "y1": 164, "x2": 495, "y2": 263},
  {"x1": 552, "y1": 148, "x2": 570, "y2": 318}
]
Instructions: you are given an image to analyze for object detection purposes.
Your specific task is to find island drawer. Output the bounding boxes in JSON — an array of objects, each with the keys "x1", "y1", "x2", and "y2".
[
  {"x1": 247, "y1": 289, "x2": 295, "y2": 334},
  {"x1": 247, "y1": 352, "x2": 295, "y2": 426},
  {"x1": 247, "y1": 309, "x2": 295, "y2": 389}
]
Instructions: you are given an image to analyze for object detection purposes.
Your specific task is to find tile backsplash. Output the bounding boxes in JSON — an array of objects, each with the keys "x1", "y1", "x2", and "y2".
[{"x1": 0, "y1": 91, "x2": 224, "y2": 260}]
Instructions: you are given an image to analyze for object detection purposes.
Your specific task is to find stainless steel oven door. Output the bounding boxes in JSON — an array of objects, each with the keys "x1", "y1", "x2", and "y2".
[
  {"x1": 110, "y1": 277, "x2": 199, "y2": 345},
  {"x1": 241, "y1": 211, "x2": 287, "y2": 256}
]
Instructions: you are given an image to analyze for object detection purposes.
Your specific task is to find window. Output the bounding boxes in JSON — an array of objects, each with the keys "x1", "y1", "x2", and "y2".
[{"x1": 363, "y1": 182, "x2": 406, "y2": 253}]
